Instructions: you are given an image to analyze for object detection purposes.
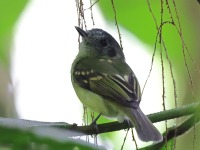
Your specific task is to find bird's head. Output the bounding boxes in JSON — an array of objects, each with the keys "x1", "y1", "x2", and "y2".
[{"x1": 75, "y1": 26, "x2": 125, "y2": 60}]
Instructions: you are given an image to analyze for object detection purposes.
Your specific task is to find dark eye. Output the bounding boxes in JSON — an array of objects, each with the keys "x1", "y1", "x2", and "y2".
[{"x1": 100, "y1": 38, "x2": 108, "y2": 47}]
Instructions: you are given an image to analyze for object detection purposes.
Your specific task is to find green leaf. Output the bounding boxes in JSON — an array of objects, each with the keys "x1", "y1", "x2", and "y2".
[
  {"x1": 0, "y1": 118, "x2": 105, "y2": 150},
  {"x1": 0, "y1": 0, "x2": 28, "y2": 35},
  {"x1": 97, "y1": 0, "x2": 197, "y2": 80},
  {"x1": 0, "y1": 0, "x2": 28, "y2": 65}
]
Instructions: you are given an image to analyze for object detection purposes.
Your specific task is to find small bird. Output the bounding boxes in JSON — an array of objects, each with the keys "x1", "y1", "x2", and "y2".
[{"x1": 71, "y1": 26, "x2": 163, "y2": 142}]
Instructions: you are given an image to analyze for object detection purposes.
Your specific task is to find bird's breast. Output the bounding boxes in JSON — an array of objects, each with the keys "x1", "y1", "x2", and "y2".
[{"x1": 72, "y1": 78, "x2": 118, "y2": 118}]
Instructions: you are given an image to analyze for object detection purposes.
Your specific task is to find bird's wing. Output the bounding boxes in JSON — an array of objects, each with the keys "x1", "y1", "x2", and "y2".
[{"x1": 73, "y1": 58, "x2": 141, "y2": 108}]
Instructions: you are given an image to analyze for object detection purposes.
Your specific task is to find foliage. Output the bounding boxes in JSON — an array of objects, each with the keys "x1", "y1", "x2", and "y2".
[
  {"x1": 0, "y1": 102, "x2": 199, "y2": 149},
  {"x1": 0, "y1": 0, "x2": 200, "y2": 149}
]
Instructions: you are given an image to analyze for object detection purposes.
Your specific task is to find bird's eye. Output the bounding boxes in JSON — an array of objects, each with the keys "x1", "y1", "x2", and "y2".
[{"x1": 100, "y1": 38, "x2": 108, "y2": 47}]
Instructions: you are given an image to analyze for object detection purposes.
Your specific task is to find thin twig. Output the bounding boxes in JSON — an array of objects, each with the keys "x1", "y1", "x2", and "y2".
[
  {"x1": 160, "y1": 1, "x2": 169, "y2": 149},
  {"x1": 110, "y1": 0, "x2": 123, "y2": 50},
  {"x1": 142, "y1": 21, "x2": 173, "y2": 94},
  {"x1": 145, "y1": 0, "x2": 178, "y2": 107},
  {"x1": 84, "y1": 0, "x2": 99, "y2": 10},
  {"x1": 121, "y1": 129, "x2": 129, "y2": 150},
  {"x1": 170, "y1": 1, "x2": 197, "y2": 147},
  {"x1": 131, "y1": 128, "x2": 138, "y2": 149},
  {"x1": 89, "y1": 0, "x2": 95, "y2": 26}
]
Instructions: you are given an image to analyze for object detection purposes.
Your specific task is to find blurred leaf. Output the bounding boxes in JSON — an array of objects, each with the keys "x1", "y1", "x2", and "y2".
[
  {"x1": 98, "y1": 0, "x2": 157, "y2": 44},
  {"x1": 97, "y1": 1, "x2": 200, "y2": 149},
  {"x1": 0, "y1": 117, "x2": 70, "y2": 128},
  {"x1": 0, "y1": 0, "x2": 28, "y2": 118},
  {"x1": 0, "y1": 103, "x2": 199, "y2": 149},
  {"x1": 0, "y1": 0, "x2": 28, "y2": 35},
  {"x1": 0, "y1": 0, "x2": 28, "y2": 65},
  {"x1": 0, "y1": 119, "x2": 105, "y2": 150},
  {"x1": 97, "y1": 0, "x2": 198, "y2": 79}
]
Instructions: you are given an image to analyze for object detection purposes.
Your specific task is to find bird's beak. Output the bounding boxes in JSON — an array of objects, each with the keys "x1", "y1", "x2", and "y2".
[{"x1": 75, "y1": 26, "x2": 88, "y2": 37}]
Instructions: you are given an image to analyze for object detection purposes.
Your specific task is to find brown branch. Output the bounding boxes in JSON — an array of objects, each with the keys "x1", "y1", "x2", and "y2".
[{"x1": 65, "y1": 102, "x2": 200, "y2": 136}]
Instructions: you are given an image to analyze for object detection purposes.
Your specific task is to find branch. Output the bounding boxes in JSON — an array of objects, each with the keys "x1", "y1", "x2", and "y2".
[
  {"x1": 66, "y1": 102, "x2": 200, "y2": 136},
  {"x1": 0, "y1": 102, "x2": 199, "y2": 137},
  {"x1": 139, "y1": 114, "x2": 200, "y2": 150},
  {"x1": 0, "y1": 103, "x2": 199, "y2": 149}
]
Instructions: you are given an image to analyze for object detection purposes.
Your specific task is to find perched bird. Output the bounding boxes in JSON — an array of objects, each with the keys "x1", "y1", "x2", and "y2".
[{"x1": 71, "y1": 26, "x2": 163, "y2": 142}]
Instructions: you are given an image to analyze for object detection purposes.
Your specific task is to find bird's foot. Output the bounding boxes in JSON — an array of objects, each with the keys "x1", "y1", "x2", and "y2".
[
  {"x1": 123, "y1": 119, "x2": 132, "y2": 130},
  {"x1": 89, "y1": 113, "x2": 102, "y2": 134}
]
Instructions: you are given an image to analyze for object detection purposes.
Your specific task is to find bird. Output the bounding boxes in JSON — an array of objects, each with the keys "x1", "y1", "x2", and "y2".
[{"x1": 71, "y1": 26, "x2": 163, "y2": 142}]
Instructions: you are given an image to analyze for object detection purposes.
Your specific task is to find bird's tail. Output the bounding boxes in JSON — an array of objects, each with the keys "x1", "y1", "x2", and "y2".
[{"x1": 126, "y1": 107, "x2": 163, "y2": 142}]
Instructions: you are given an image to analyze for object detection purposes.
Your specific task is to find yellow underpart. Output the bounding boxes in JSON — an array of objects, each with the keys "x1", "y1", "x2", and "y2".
[{"x1": 72, "y1": 81, "x2": 121, "y2": 117}]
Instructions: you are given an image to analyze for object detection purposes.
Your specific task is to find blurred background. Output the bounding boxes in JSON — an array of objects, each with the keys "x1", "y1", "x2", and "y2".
[{"x1": 1, "y1": 0, "x2": 200, "y2": 149}]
